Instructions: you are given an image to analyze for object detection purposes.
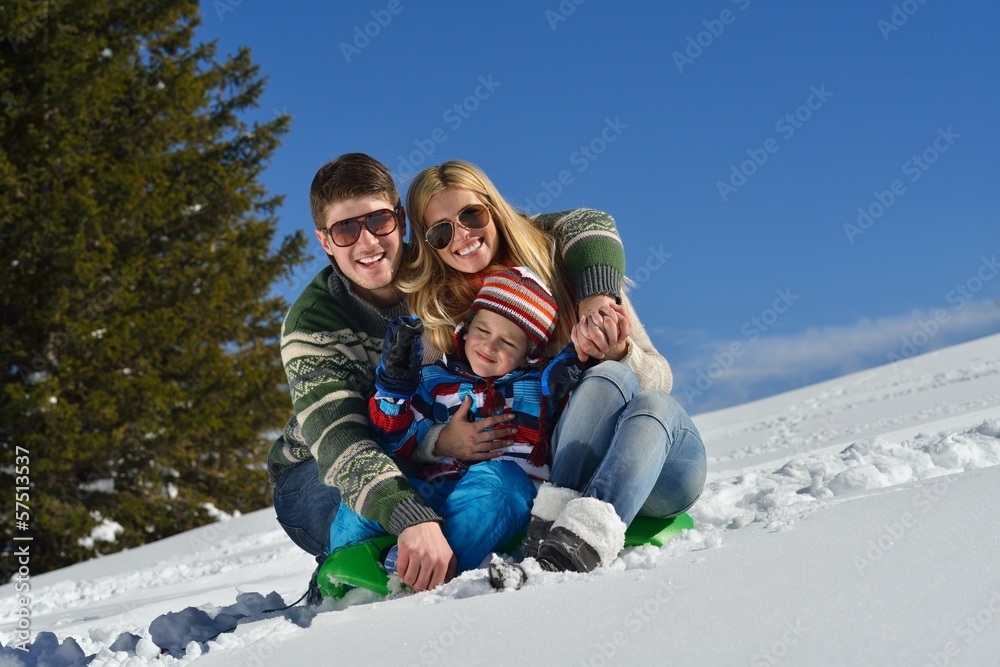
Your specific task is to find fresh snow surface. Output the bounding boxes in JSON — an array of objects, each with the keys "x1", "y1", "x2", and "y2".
[{"x1": 3, "y1": 333, "x2": 1000, "y2": 666}]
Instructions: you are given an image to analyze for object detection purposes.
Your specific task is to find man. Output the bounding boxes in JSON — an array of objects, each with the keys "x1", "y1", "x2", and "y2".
[{"x1": 268, "y1": 153, "x2": 627, "y2": 593}]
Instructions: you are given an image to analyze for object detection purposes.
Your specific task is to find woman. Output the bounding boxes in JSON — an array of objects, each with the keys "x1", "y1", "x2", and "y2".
[{"x1": 401, "y1": 161, "x2": 707, "y2": 575}]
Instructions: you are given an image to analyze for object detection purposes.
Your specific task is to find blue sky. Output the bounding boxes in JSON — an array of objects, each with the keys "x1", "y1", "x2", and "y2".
[{"x1": 197, "y1": 0, "x2": 1000, "y2": 414}]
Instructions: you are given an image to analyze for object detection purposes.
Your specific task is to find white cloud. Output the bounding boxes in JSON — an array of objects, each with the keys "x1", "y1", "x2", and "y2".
[{"x1": 669, "y1": 299, "x2": 1000, "y2": 412}]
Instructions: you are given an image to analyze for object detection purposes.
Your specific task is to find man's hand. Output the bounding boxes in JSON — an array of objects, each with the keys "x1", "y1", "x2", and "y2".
[
  {"x1": 395, "y1": 522, "x2": 455, "y2": 591},
  {"x1": 434, "y1": 396, "x2": 516, "y2": 461},
  {"x1": 573, "y1": 295, "x2": 630, "y2": 362}
]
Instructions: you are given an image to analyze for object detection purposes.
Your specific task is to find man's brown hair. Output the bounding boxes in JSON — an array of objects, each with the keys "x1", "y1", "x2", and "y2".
[{"x1": 309, "y1": 153, "x2": 400, "y2": 229}]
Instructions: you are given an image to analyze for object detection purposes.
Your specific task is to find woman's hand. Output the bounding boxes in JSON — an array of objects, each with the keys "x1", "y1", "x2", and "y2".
[
  {"x1": 434, "y1": 396, "x2": 517, "y2": 461},
  {"x1": 573, "y1": 295, "x2": 631, "y2": 362}
]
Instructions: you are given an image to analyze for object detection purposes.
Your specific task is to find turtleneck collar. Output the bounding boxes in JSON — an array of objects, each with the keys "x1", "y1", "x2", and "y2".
[{"x1": 325, "y1": 256, "x2": 409, "y2": 338}]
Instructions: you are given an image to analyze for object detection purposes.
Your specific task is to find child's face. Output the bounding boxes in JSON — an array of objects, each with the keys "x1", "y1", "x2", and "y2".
[{"x1": 463, "y1": 310, "x2": 530, "y2": 378}]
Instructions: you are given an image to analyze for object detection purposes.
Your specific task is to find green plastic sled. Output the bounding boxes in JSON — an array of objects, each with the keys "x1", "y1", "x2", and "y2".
[
  {"x1": 318, "y1": 513, "x2": 694, "y2": 599},
  {"x1": 316, "y1": 534, "x2": 397, "y2": 599},
  {"x1": 623, "y1": 513, "x2": 694, "y2": 547}
]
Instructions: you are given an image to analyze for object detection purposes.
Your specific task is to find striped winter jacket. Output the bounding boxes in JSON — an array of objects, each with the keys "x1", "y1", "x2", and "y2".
[{"x1": 369, "y1": 355, "x2": 554, "y2": 482}]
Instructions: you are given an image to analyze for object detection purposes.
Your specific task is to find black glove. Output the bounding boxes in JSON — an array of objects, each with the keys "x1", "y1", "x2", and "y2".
[
  {"x1": 542, "y1": 343, "x2": 595, "y2": 404},
  {"x1": 374, "y1": 315, "x2": 424, "y2": 399}
]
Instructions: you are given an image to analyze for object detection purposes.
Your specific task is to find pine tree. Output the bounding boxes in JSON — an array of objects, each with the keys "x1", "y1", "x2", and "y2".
[{"x1": 0, "y1": 0, "x2": 309, "y2": 573}]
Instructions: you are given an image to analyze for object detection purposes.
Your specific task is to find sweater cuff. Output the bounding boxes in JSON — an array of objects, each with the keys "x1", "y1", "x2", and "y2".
[
  {"x1": 620, "y1": 336, "x2": 644, "y2": 376},
  {"x1": 575, "y1": 265, "x2": 622, "y2": 303},
  {"x1": 413, "y1": 423, "x2": 447, "y2": 463},
  {"x1": 387, "y1": 496, "x2": 443, "y2": 536}
]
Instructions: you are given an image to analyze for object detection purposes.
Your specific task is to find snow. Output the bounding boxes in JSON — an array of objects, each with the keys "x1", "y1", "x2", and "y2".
[
  {"x1": 23, "y1": 371, "x2": 50, "y2": 386},
  {"x1": 77, "y1": 515, "x2": 124, "y2": 550},
  {"x1": 79, "y1": 480, "x2": 115, "y2": 495},
  {"x1": 200, "y1": 504, "x2": 239, "y2": 522},
  {"x1": 3, "y1": 333, "x2": 1000, "y2": 665}
]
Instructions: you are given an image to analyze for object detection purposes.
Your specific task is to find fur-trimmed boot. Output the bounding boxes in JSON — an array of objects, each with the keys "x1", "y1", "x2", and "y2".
[
  {"x1": 522, "y1": 483, "x2": 581, "y2": 560},
  {"x1": 536, "y1": 497, "x2": 627, "y2": 574}
]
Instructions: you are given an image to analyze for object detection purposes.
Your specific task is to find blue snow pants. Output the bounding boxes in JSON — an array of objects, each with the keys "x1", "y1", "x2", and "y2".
[{"x1": 327, "y1": 459, "x2": 536, "y2": 574}]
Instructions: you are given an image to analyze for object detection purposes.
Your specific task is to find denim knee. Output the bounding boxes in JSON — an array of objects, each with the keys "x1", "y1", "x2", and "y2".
[
  {"x1": 640, "y1": 445, "x2": 707, "y2": 519},
  {"x1": 272, "y1": 461, "x2": 340, "y2": 557},
  {"x1": 637, "y1": 398, "x2": 707, "y2": 519},
  {"x1": 622, "y1": 391, "x2": 697, "y2": 440},
  {"x1": 578, "y1": 360, "x2": 640, "y2": 402}
]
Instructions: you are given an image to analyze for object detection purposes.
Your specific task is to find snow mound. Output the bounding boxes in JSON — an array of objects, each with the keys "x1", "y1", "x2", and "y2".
[{"x1": 691, "y1": 419, "x2": 1000, "y2": 532}]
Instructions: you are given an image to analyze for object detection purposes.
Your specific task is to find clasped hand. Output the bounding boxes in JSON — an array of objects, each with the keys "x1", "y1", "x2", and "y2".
[{"x1": 572, "y1": 294, "x2": 631, "y2": 362}]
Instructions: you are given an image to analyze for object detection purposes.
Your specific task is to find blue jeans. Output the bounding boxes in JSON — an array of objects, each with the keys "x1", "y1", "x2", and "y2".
[
  {"x1": 549, "y1": 361, "x2": 707, "y2": 525},
  {"x1": 272, "y1": 460, "x2": 341, "y2": 558},
  {"x1": 328, "y1": 459, "x2": 535, "y2": 574}
]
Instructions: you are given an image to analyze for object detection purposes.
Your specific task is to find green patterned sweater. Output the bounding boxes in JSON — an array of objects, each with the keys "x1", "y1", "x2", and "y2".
[{"x1": 267, "y1": 209, "x2": 627, "y2": 535}]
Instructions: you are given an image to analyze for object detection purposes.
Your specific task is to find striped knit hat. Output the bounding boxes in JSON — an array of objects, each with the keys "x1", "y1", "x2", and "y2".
[{"x1": 469, "y1": 266, "x2": 558, "y2": 355}]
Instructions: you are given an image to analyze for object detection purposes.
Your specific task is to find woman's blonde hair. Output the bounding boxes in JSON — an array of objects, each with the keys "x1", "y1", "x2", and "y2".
[{"x1": 400, "y1": 160, "x2": 576, "y2": 355}]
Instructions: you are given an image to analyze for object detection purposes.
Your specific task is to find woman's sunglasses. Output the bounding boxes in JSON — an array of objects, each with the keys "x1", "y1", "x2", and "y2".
[
  {"x1": 324, "y1": 207, "x2": 400, "y2": 248},
  {"x1": 424, "y1": 204, "x2": 491, "y2": 250}
]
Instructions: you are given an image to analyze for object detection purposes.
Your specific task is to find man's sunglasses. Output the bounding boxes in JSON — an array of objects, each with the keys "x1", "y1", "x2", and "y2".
[
  {"x1": 324, "y1": 207, "x2": 400, "y2": 248},
  {"x1": 424, "y1": 204, "x2": 491, "y2": 250}
]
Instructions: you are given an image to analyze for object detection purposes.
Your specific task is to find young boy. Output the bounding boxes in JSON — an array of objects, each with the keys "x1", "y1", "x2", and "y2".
[
  {"x1": 326, "y1": 267, "x2": 566, "y2": 575},
  {"x1": 371, "y1": 265, "x2": 560, "y2": 482}
]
